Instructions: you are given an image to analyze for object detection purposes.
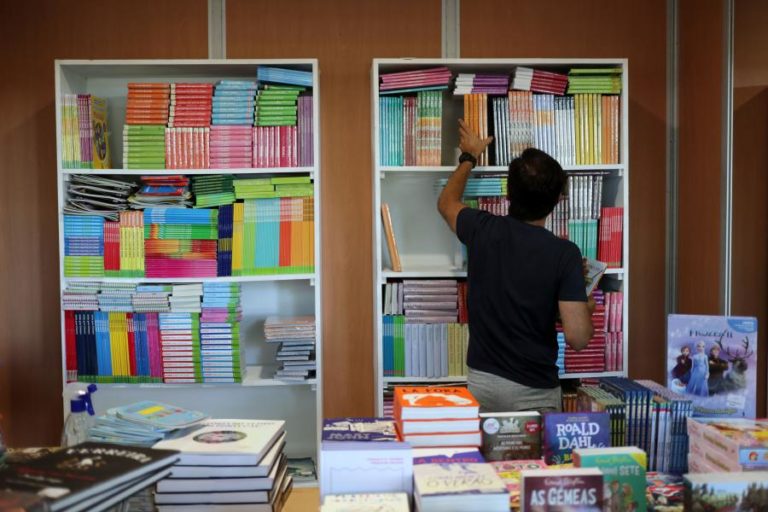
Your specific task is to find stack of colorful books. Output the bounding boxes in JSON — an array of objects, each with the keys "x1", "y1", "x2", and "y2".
[
  {"x1": 158, "y1": 312, "x2": 201, "y2": 383},
  {"x1": 379, "y1": 90, "x2": 443, "y2": 166},
  {"x1": 257, "y1": 66, "x2": 313, "y2": 87},
  {"x1": 123, "y1": 83, "x2": 169, "y2": 169},
  {"x1": 143, "y1": 208, "x2": 219, "y2": 278},
  {"x1": 61, "y1": 94, "x2": 111, "y2": 169},
  {"x1": 200, "y1": 282, "x2": 243, "y2": 383},
  {"x1": 63, "y1": 215, "x2": 105, "y2": 277},
  {"x1": 129, "y1": 175, "x2": 192, "y2": 208},
  {"x1": 210, "y1": 79, "x2": 256, "y2": 168},
  {"x1": 297, "y1": 95, "x2": 314, "y2": 166}
]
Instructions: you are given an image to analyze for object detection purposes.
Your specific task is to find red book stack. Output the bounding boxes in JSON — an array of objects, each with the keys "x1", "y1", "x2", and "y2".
[
  {"x1": 125, "y1": 83, "x2": 170, "y2": 125},
  {"x1": 379, "y1": 66, "x2": 453, "y2": 93},
  {"x1": 103, "y1": 220, "x2": 121, "y2": 276},
  {"x1": 394, "y1": 386, "x2": 481, "y2": 448},
  {"x1": 210, "y1": 126, "x2": 252, "y2": 169},
  {"x1": 598, "y1": 207, "x2": 623, "y2": 267},
  {"x1": 252, "y1": 125, "x2": 298, "y2": 167},
  {"x1": 604, "y1": 291, "x2": 624, "y2": 371},
  {"x1": 564, "y1": 290, "x2": 606, "y2": 374}
]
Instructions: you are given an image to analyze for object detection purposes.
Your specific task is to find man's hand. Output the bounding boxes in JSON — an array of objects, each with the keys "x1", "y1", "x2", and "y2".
[
  {"x1": 587, "y1": 295, "x2": 596, "y2": 315},
  {"x1": 459, "y1": 119, "x2": 493, "y2": 159}
]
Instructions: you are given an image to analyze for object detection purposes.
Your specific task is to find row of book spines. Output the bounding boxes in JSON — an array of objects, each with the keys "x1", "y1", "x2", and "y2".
[
  {"x1": 465, "y1": 94, "x2": 490, "y2": 166},
  {"x1": 75, "y1": 375, "x2": 164, "y2": 384},
  {"x1": 379, "y1": 92, "x2": 442, "y2": 166},
  {"x1": 598, "y1": 207, "x2": 623, "y2": 268},
  {"x1": 381, "y1": 316, "x2": 469, "y2": 377}
]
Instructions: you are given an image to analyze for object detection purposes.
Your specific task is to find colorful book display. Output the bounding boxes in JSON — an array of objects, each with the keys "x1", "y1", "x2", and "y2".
[
  {"x1": 667, "y1": 314, "x2": 758, "y2": 418},
  {"x1": 62, "y1": 281, "x2": 243, "y2": 384}
]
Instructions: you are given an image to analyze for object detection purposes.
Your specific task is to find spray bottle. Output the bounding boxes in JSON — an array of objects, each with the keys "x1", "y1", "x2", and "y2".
[{"x1": 61, "y1": 383, "x2": 98, "y2": 447}]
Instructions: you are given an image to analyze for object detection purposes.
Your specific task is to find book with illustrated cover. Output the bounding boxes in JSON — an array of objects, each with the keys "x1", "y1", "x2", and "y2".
[
  {"x1": 574, "y1": 447, "x2": 647, "y2": 512},
  {"x1": 542, "y1": 412, "x2": 610, "y2": 465},
  {"x1": 646, "y1": 472, "x2": 684, "y2": 512},
  {"x1": 153, "y1": 419, "x2": 284, "y2": 466},
  {"x1": 412, "y1": 447, "x2": 484, "y2": 464},
  {"x1": 480, "y1": 411, "x2": 541, "y2": 461},
  {"x1": 322, "y1": 417, "x2": 398, "y2": 442},
  {"x1": 0, "y1": 442, "x2": 178, "y2": 511},
  {"x1": 667, "y1": 314, "x2": 758, "y2": 418},
  {"x1": 684, "y1": 472, "x2": 768, "y2": 511},
  {"x1": 394, "y1": 386, "x2": 479, "y2": 420},
  {"x1": 90, "y1": 96, "x2": 111, "y2": 169},
  {"x1": 490, "y1": 459, "x2": 548, "y2": 510},
  {"x1": 584, "y1": 258, "x2": 607, "y2": 295}
]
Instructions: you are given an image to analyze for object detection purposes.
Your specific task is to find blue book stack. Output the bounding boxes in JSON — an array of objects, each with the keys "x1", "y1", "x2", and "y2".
[
  {"x1": 200, "y1": 283, "x2": 243, "y2": 383},
  {"x1": 217, "y1": 204, "x2": 233, "y2": 276},
  {"x1": 599, "y1": 377, "x2": 655, "y2": 456},
  {"x1": 63, "y1": 215, "x2": 105, "y2": 277},
  {"x1": 212, "y1": 80, "x2": 257, "y2": 125},
  {"x1": 556, "y1": 332, "x2": 566, "y2": 375},
  {"x1": 379, "y1": 96, "x2": 404, "y2": 166},
  {"x1": 257, "y1": 67, "x2": 313, "y2": 87}
]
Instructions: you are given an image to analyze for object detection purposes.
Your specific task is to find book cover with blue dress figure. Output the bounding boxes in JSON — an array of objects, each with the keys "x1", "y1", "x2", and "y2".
[{"x1": 667, "y1": 314, "x2": 758, "y2": 418}]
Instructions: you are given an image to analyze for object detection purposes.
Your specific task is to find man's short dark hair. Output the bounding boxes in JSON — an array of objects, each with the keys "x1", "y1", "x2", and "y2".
[{"x1": 507, "y1": 147, "x2": 567, "y2": 221}]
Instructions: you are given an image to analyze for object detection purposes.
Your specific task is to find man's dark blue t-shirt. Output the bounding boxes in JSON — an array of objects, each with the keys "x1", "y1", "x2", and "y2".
[{"x1": 456, "y1": 207, "x2": 587, "y2": 389}]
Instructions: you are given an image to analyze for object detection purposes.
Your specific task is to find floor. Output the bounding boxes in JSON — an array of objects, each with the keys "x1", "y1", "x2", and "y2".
[{"x1": 285, "y1": 487, "x2": 319, "y2": 511}]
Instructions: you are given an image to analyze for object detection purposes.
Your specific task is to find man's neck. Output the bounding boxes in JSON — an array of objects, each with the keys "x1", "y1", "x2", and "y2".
[{"x1": 525, "y1": 218, "x2": 547, "y2": 227}]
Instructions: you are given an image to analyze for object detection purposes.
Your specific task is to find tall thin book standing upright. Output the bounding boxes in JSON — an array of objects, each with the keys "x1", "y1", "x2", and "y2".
[{"x1": 381, "y1": 203, "x2": 402, "y2": 272}]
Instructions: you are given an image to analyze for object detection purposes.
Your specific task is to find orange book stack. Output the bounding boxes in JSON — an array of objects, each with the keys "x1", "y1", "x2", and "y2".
[{"x1": 393, "y1": 386, "x2": 481, "y2": 448}]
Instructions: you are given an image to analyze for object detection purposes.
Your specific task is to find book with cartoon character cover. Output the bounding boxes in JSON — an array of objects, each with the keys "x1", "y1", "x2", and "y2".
[
  {"x1": 393, "y1": 386, "x2": 479, "y2": 420},
  {"x1": 0, "y1": 442, "x2": 178, "y2": 511},
  {"x1": 322, "y1": 418, "x2": 398, "y2": 442},
  {"x1": 666, "y1": 314, "x2": 758, "y2": 418}
]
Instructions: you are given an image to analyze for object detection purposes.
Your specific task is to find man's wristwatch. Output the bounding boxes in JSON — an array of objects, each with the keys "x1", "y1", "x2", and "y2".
[{"x1": 458, "y1": 152, "x2": 478, "y2": 169}]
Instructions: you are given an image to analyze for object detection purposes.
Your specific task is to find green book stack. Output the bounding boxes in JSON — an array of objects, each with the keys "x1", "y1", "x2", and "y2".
[
  {"x1": 191, "y1": 174, "x2": 235, "y2": 207},
  {"x1": 255, "y1": 84, "x2": 304, "y2": 126},
  {"x1": 568, "y1": 67, "x2": 623, "y2": 94},
  {"x1": 122, "y1": 125, "x2": 166, "y2": 169}
]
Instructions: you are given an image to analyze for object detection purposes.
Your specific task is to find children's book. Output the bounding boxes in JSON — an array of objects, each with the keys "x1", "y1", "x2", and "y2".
[
  {"x1": 412, "y1": 447, "x2": 485, "y2": 464},
  {"x1": 542, "y1": 412, "x2": 610, "y2": 465},
  {"x1": 646, "y1": 472, "x2": 684, "y2": 512},
  {"x1": 114, "y1": 401, "x2": 208, "y2": 430},
  {"x1": 490, "y1": 459, "x2": 548, "y2": 510},
  {"x1": 393, "y1": 386, "x2": 479, "y2": 420},
  {"x1": 480, "y1": 411, "x2": 541, "y2": 461},
  {"x1": 667, "y1": 314, "x2": 758, "y2": 417},
  {"x1": 90, "y1": 96, "x2": 112, "y2": 169},
  {"x1": 520, "y1": 467, "x2": 603, "y2": 512},
  {"x1": 573, "y1": 446, "x2": 647, "y2": 512}
]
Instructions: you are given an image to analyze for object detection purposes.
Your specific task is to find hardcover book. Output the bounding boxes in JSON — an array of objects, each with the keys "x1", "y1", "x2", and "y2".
[
  {"x1": 520, "y1": 468, "x2": 603, "y2": 512},
  {"x1": 413, "y1": 463, "x2": 509, "y2": 512},
  {"x1": 667, "y1": 314, "x2": 758, "y2": 417},
  {"x1": 0, "y1": 442, "x2": 179, "y2": 512},
  {"x1": 322, "y1": 417, "x2": 398, "y2": 442},
  {"x1": 573, "y1": 447, "x2": 647, "y2": 512},
  {"x1": 480, "y1": 411, "x2": 541, "y2": 461},
  {"x1": 542, "y1": 412, "x2": 610, "y2": 465},
  {"x1": 684, "y1": 472, "x2": 768, "y2": 511},
  {"x1": 153, "y1": 419, "x2": 285, "y2": 466},
  {"x1": 393, "y1": 386, "x2": 479, "y2": 420},
  {"x1": 412, "y1": 447, "x2": 485, "y2": 464}
]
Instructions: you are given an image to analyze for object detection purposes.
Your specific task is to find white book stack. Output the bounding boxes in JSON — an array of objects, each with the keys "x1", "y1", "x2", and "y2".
[
  {"x1": 153, "y1": 419, "x2": 291, "y2": 512},
  {"x1": 321, "y1": 493, "x2": 411, "y2": 512},
  {"x1": 413, "y1": 463, "x2": 509, "y2": 512}
]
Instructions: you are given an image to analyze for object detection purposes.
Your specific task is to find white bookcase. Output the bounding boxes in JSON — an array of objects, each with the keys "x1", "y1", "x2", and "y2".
[
  {"x1": 371, "y1": 58, "x2": 630, "y2": 414},
  {"x1": 55, "y1": 60, "x2": 322, "y2": 480}
]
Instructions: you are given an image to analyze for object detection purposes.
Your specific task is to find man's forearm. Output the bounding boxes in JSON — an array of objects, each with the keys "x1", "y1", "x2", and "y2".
[{"x1": 438, "y1": 161, "x2": 473, "y2": 211}]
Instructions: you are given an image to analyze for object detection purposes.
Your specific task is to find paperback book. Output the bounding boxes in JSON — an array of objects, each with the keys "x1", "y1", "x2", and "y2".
[
  {"x1": 667, "y1": 314, "x2": 758, "y2": 417},
  {"x1": 573, "y1": 447, "x2": 647, "y2": 512},
  {"x1": 520, "y1": 468, "x2": 603, "y2": 512}
]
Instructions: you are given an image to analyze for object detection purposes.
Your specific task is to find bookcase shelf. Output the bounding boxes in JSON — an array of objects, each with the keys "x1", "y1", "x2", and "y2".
[
  {"x1": 61, "y1": 167, "x2": 315, "y2": 176},
  {"x1": 63, "y1": 274, "x2": 316, "y2": 284},
  {"x1": 379, "y1": 164, "x2": 624, "y2": 173},
  {"x1": 372, "y1": 58, "x2": 630, "y2": 414},
  {"x1": 55, "y1": 59, "x2": 322, "y2": 473}
]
